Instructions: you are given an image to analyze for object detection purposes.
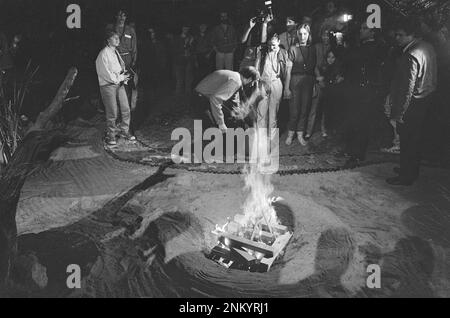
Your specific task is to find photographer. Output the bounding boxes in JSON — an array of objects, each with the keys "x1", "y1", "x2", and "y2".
[
  {"x1": 95, "y1": 30, "x2": 136, "y2": 146},
  {"x1": 106, "y1": 10, "x2": 138, "y2": 111},
  {"x1": 240, "y1": 9, "x2": 273, "y2": 70}
]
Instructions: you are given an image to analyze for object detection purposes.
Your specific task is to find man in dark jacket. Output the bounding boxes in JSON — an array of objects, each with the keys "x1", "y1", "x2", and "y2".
[
  {"x1": 343, "y1": 21, "x2": 387, "y2": 167},
  {"x1": 209, "y1": 12, "x2": 238, "y2": 71},
  {"x1": 386, "y1": 18, "x2": 437, "y2": 186}
]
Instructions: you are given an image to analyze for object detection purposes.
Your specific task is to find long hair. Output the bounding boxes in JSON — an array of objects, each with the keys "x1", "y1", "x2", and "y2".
[{"x1": 297, "y1": 23, "x2": 312, "y2": 45}]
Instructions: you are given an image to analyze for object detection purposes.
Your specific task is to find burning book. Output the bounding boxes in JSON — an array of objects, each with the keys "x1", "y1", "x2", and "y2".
[{"x1": 210, "y1": 202, "x2": 293, "y2": 273}]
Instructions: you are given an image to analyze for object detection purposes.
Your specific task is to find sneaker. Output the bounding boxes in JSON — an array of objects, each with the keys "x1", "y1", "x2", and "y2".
[
  {"x1": 119, "y1": 132, "x2": 136, "y2": 142},
  {"x1": 285, "y1": 131, "x2": 295, "y2": 146},
  {"x1": 105, "y1": 136, "x2": 117, "y2": 146},
  {"x1": 297, "y1": 133, "x2": 307, "y2": 146}
]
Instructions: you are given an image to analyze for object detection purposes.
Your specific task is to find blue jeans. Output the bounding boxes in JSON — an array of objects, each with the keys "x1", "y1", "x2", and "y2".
[{"x1": 100, "y1": 84, "x2": 131, "y2": 136}]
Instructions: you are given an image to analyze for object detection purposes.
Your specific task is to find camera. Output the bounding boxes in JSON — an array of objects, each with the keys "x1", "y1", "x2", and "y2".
[
  {"x1": 254, "y1": 0, "x2": 274, "y2": 23},
  {"x1": 265, "y1": 0, "x2": 274, "y2": 17}
]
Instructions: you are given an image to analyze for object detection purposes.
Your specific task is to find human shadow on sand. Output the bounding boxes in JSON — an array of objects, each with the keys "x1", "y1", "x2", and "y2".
[{"x1": 141, "y1": 203, "x2": 357, "y2": 298}]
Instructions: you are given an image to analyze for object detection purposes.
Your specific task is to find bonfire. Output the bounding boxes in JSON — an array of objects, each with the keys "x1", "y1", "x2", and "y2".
[{"x1": 210, "y1": 128, "x2": 293, "y2": 272}]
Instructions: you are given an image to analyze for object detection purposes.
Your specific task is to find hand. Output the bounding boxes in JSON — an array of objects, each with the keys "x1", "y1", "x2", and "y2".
[
  {"x1": 283, "y1": 88, "x2": 292, "y2": 100},
  {"x1": 219, "y1": 124, "x2": 228, "y2": 133},
  {"x1": 336, "y1": 76, "x2": 344, "y2": 84},
  {"x1": 316, "y1": 76, "x2": 324, "y2": 82},
  {"x1": 249, "y1": 17, "x2": 257, "y2": 29},
  {"x1": 264, "y1": 14, "x2": 274, "y2": 24}
]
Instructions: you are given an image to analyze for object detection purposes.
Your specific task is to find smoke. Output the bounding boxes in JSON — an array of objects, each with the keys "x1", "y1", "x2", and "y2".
[{"x1": 236, "y1": 81, "x2": 280, "y2": 229}]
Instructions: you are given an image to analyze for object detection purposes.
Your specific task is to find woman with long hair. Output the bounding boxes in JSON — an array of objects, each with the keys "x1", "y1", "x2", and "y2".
[{"x1": 283, "y1": 24, "x2": 316, "y2": 146}]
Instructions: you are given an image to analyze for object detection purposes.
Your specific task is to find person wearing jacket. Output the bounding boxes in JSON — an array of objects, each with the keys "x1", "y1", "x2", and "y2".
[
  {"x1": 387, "y1": 18, "x2": 437, "y2": 186},
  {"x1": 96, "y1": 30, "x2": 136, "y2": 146},
  {"x1": 210, "y1": 12, "x2": 238, "y2": 71}
]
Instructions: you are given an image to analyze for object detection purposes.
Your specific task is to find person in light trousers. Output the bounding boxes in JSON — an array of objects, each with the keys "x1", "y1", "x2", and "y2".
[{"x1": 96, "y1": 30, "x2": 136, "y2": 145}]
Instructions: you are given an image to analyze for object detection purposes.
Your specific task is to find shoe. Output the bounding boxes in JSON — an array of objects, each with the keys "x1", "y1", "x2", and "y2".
[
  {"x1": 322, "y1": 132, "x2": 328, "y2": 138},
  {"x1": 119, "y1": 132, "x2": 136, "y2": 142},
  {"x1": 105, "y1": 136, "x2": 117, "y2": 146},
  {"x1": 386, "y1": 176, "x2": 414, "y2": 186},
  {"x1": 285, "y1": 132, "x2": 295, "y2": 146},
  {"x1": 393, "y1": 167, "x2": 401, "y2": 175},
  {"x1": 297, "y1": 133, "x2": 307, "y2": 146}
]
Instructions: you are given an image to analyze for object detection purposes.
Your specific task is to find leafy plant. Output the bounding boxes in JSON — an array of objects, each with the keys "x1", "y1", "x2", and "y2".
[{"x1": 0, "y1": 61, "x2": 39, "y2": 167}]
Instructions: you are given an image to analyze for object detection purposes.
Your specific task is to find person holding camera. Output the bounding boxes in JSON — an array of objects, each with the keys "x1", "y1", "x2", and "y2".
[
  {"x1": 96, "y1": 30, "x2": 136, "y2": 146},
  {"x1": 106, "y1": 10, "x2": 138, "y2": 111},
  {"x1": 240, "y1": 12, "x2": 273, "y2": 70}
]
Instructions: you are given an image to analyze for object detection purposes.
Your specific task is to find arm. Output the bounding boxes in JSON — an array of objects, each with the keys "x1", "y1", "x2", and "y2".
[
  {"x1": 392, "y1": 55, "x2": 419, "y2": 122},
  {"x1": 210, "y1": 79, "x2": 241, "y2": 131},
  {"x1": 96, "y1": 51, "x2": 126, "y2": 85},
  {"x1": 131, "y1": 28, "x2": 138, "y2": 67},
  {"x1": 241, "y1": 19, "x2": 256, "y2": 44},
  {"x1": 284, "y1": 48, "x2": 294, "y2": 99},
  {"x1": 261, "y1": 15, "x2": 273, "y2": 44},
  {"x1": 210, "y1": 96, "x2": 227, "y2": 130}
]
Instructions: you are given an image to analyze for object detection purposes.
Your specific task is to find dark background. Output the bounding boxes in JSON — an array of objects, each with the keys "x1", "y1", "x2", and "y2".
[{"x1": 0, "y1": 0, "x2": 448, "y2": 118}]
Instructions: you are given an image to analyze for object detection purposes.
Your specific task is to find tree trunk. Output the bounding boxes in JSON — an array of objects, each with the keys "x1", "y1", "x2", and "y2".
[{"x1": 0, "y1": 67, "x2": 78, "y2": 293}]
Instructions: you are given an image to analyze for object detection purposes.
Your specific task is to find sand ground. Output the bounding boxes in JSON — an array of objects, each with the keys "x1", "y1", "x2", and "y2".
[{"x1": 11, "y1": 113, "x2": 450, "y2": 298}]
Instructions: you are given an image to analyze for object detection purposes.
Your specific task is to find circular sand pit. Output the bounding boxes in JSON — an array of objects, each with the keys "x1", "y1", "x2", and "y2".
[{"x1": 137, "y1": 190, "x2": 357, "y2": 298}]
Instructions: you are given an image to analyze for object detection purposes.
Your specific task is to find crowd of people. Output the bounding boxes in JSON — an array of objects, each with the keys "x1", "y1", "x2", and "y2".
[
  {"x1": 94, "y1": 1, "x2": 450, "y2": 186},
  {"x1": 1, "y1": 1, "x2": 448, "y2": 187}
]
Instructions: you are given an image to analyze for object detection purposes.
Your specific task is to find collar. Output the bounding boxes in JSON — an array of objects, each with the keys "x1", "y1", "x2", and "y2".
[
  {"x1": 269, "y1": 48, "x2": 279, "y2": 55},
  {"x1": 403, "y1": 39, "x2": 417, "y2": 53}
]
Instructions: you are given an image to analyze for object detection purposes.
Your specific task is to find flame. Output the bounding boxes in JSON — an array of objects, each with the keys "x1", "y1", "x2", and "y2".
[{"x1": 239, "y1": 127, "x2": 279, "y2": 229}]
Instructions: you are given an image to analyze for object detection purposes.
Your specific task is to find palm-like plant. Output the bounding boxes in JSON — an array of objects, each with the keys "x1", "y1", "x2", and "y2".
[{"x1": 0, "y1": 61, "x2": 39, "y2": 167}]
